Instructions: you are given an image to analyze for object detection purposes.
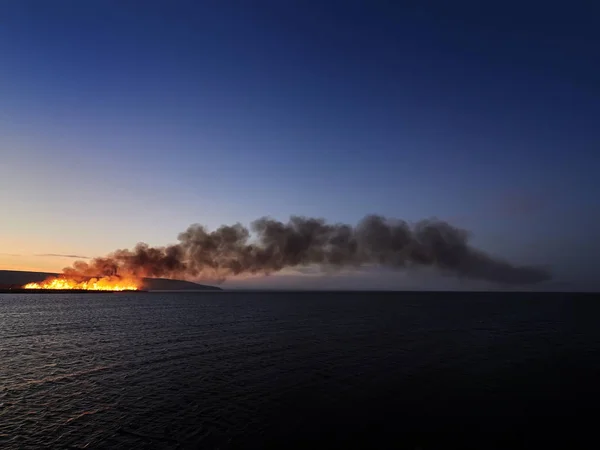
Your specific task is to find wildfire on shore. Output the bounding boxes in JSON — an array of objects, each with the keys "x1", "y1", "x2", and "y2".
[{"x1": 23, "y1": 275, "x2": 141, "y2": 291}]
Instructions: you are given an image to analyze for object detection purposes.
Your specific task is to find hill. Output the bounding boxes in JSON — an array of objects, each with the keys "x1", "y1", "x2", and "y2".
[{"x1": 0, "y1": 270, "x2": 221, "y2": 291}]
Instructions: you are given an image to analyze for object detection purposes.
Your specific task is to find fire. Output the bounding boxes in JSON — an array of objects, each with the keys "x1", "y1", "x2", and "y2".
[{"x1": 23, "y1": 275, "x2": 141, "y2": 291}]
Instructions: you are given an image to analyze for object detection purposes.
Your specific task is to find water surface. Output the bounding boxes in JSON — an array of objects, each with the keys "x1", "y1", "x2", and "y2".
[{"x1": 1, "y1": 292, "x2": 599, "y2": 448}]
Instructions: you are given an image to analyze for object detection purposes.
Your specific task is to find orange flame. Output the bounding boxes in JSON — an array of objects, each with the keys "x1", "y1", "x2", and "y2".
[{"x1": 23, "y1": 275, "x2": 141, "y2": 291}]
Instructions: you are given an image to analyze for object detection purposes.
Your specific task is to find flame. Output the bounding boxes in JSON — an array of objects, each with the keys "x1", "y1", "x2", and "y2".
[{"x1": 23, "y1": 275, "x2": 141, "y2": 291}]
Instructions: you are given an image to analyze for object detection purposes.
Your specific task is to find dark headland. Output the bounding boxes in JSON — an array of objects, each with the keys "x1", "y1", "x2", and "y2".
[{"x1": 0, "y1": 270, "x2": 222, "y2": 292}]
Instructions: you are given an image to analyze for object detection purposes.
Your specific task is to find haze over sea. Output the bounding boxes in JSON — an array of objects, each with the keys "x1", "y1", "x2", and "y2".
[{"x1": 1, "y1": 291, "x2": 599, "y2": 449}]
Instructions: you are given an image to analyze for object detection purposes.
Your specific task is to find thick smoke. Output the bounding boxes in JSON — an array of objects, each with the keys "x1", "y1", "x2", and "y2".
[{"x1": 62, "y1": 215, "x2": 551, "y2": 285}]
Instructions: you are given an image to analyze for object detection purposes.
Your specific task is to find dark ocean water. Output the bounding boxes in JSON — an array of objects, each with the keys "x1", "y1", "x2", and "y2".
[{"x1": 1, "y1": 291, "x2": 599, "y2": 449}]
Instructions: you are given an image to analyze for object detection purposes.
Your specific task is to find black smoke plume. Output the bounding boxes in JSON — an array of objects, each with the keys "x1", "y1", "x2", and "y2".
[{"x1": 62, "y1": 215, "x2": 550, "y2": 285}]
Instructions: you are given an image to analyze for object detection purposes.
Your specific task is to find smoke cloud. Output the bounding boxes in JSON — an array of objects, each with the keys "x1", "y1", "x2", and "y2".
[{"x1": 61, "y1": 215, "x2": 551, "y2": 285}]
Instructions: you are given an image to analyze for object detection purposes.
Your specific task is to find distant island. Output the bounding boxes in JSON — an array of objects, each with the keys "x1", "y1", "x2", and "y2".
[{"x1": 0, "y1": 270, "x2": 222, "y2": 291}]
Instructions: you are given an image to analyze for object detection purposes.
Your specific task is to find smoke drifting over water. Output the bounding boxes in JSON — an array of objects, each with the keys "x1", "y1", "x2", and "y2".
[{"x1": 63, "y1": 215, "x2": 550, "y2": 285}]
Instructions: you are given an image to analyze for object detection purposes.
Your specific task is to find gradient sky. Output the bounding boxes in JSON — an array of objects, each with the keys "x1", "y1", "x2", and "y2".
[{"x1": 1, "y1": 1, "x2": 598, "y2": 289}]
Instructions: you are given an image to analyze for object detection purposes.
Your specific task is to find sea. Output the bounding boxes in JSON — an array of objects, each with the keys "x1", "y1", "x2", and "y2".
[{"x1": 1, "y1": 291, "x2": 599, "y2": 449}]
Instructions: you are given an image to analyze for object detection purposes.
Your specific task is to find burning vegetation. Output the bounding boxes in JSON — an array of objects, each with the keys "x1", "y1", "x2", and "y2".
[
  {"x1": 24, "y1": 275, "x2": 141, "y2": 291},
  {"x1": 24, "y1": 214, "x2": 551, "y2": 290}
]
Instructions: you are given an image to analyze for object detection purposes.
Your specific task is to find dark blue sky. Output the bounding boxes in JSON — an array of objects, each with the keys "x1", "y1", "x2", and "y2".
[{"x1": 1, "y1": 1, "x2": 598, "y2": 289}]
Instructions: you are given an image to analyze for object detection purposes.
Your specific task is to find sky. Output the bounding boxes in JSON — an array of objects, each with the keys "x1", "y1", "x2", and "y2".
[{"x1": 1, "y1": 1, "x2": 598, "y2": 290}]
